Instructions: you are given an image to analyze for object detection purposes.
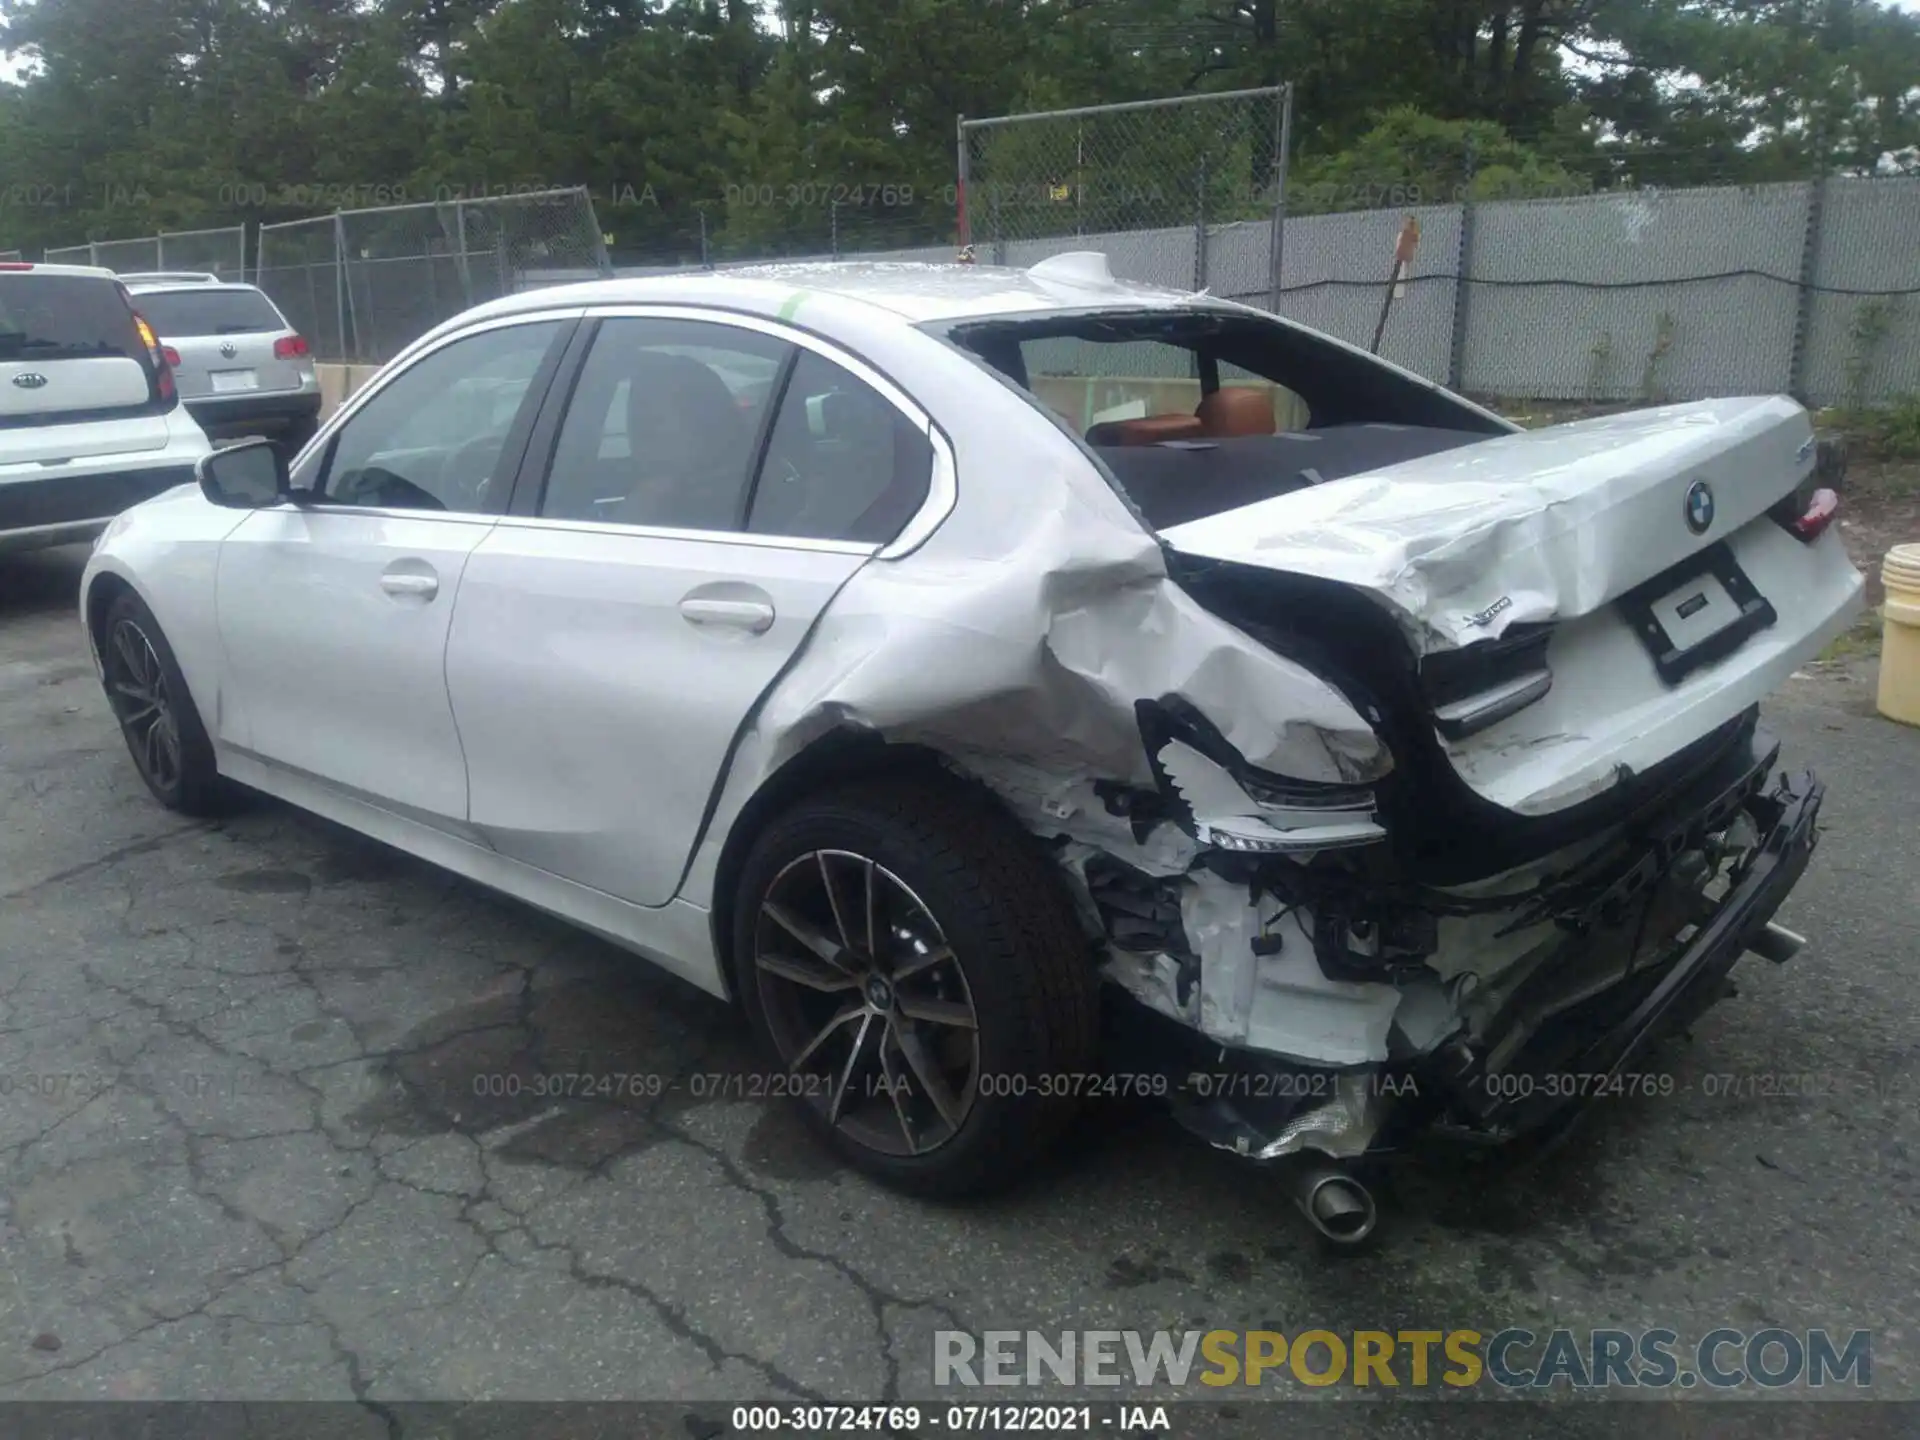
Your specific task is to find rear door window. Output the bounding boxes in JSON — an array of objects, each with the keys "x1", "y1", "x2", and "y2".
[
  {"x1": 133, "y1": 288, "x2": 285, "y2": 338},
  {"x1": 747, "y1": 350, "x2": 933, "y2": 544}
]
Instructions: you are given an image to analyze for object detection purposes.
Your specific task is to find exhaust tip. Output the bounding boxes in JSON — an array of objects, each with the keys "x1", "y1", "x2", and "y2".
[
  {"x1": 1747, "y1": 920, "x2": 1807, "y2": 966},
  {"x1": 1298, "y1": 1172, "x2": 1379, "y2": 1248}
]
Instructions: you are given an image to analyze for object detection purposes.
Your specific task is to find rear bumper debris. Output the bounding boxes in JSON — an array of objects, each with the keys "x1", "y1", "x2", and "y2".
[
  {"x1": 1437, "y1": 766, "x2": 1822, "y2": 1149},
  {"x1": 1106, "y1": 762, "x2": 1823, "y2": 1166}
]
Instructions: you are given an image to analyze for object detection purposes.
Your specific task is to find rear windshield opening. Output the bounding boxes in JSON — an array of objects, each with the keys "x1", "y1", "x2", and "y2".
[
  {"x1": 0, "y1": 275, "x2": 148, "y2": 365},
  {"x1": 133, "y1": 287, "x2": 283, "y2": 338},
  {"x1": 932, "y1": 308, "x2": 1509, "y2": 529}
]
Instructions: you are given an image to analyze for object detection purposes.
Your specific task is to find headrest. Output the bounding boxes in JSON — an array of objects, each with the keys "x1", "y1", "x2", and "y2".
[
  {"x1": 1086, "y1": 413, "x2": 1207, "y2": 447},
  {"x1": 1196, "y1": 386, "x2": 1277, "y2": 437}
]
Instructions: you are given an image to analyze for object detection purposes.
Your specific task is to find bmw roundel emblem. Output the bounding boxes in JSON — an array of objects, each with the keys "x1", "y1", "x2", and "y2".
[{"x1": 1685, "y1": 479, "x2": 1715, "y2": 535}]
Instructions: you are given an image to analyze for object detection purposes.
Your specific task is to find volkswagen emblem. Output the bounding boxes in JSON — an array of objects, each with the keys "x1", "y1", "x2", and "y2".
[
  {"x1": 10, "y1": 372, "x2": 48, "y2": 390},
  {"x1": 1685, "y1": 479, "x2": 1715, "y2": 535},
  {"x1": 219, "y1": 341, "x2": 237, "y2": 358}
]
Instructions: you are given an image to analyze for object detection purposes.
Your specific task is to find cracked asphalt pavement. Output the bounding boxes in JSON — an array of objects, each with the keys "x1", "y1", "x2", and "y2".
[{"x1": 3, "y1": 543, "x2": 1918, "y2": 1432}]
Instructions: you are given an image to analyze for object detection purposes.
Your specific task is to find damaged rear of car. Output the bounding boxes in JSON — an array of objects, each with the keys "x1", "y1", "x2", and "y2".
[
  {"x1": 80, "y1": 255, "x2": 1862, "y2": 1240},
  {"x1": 671, "y1": 260, "x2": 1862, "y2": 1237},
  {"x1": 915, "y1": 281, "x2": 1860, "y2": 1237}
]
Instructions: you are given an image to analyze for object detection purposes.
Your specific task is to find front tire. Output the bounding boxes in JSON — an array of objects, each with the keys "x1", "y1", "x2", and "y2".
[
  {"x1": 99, "y1": 590, "x2": 227, "y2": 815},
  {"x1": 731, "y1": 775, "x2": 1100, "y2": 1198}
]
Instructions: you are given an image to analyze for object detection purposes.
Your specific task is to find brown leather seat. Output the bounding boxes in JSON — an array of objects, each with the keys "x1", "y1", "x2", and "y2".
[
  {"x1": 1086, "y1": 413, "x2": 1206, "y2": 447},
  {"x1": 1195, "y1": 386, "x2": 1277, "y2": 437}
]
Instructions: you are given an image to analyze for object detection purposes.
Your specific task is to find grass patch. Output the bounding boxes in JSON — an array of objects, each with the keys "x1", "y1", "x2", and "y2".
[
  {"x1": 1819, "y1": 396, "x2": 1920, "y2": 463},
  {"x1": 1818, "y1": 610, "x2": 1883, "y2": 663}
]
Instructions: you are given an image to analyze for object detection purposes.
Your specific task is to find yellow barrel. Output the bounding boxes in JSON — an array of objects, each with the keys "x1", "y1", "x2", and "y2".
[{"x1": 1879, "y1": 543, "x2": 1920, "y2": 727}]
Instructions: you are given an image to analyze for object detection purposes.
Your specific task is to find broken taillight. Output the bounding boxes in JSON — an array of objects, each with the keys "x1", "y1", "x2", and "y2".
[
  {"x1": 1789, "y1": 487, "x2": 1839, "y2": 541},
  {"x1": 1769, "y1": 484, "x2": 1841, "y2": 544},
  {"x1": 1769, "y1": 437, "x2": 1846, "y2": 544}
]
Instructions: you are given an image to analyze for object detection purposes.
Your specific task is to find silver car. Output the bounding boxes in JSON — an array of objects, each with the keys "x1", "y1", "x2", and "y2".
[
  {"x1": 81, "y1": 256, "x2": 1863, "y2": 1240},
  {"x1": 121, "y1": 274, "x2": 321, "y2": 453}
]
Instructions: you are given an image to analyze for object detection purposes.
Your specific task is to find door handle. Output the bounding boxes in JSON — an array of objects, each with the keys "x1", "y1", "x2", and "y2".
[
  {"x1": 380, "y1": 571, "x2": 438, "y2": 600},
  {"x1": 679, "y1": 596, "x2": 775, "y2": 634}
]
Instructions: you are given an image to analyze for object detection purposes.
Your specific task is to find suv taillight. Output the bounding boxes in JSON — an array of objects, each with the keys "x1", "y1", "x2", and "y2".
[
  {"x1": 132, "y1": 312, "x2": 176, "y2": 402},
  {"x1": 274, "y1": 335, "x2": 310, "y2": 359}
]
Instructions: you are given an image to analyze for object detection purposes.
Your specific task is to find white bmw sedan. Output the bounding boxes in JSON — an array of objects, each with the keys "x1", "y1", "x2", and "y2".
[{"x1": 81, "y1": 255, "x2": 1863, "y2": 1240}]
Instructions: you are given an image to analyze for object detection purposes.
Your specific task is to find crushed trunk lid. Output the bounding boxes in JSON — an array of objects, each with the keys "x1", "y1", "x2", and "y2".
[
  {"x1": 1159, "y1": 396, "x2": 1866, "y2": 818},
  {"x1": 1161, "y1": 397, "x2": 1823, "y2": 650}
]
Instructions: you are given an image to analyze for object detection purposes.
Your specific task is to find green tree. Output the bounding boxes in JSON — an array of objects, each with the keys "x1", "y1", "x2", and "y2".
[
  {"x1": 5, "y1": 0, "x2": 1918, "y2": 262},
  {"x1": 1290, "y1": 107, "x2": 1585, "y2": 214}
]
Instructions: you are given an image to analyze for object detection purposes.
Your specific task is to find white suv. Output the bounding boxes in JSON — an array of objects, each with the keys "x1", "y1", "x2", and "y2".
[
  {"x1": 120, "y1": 274, "x2": 322, "y2": 454},
  {"x1": 0, "y1": 262, "x2": 211, "y2": 554}
]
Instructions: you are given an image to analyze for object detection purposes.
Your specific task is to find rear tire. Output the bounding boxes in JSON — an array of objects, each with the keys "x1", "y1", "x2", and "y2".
[
  {"x1": 731, "y1": 774, "x2": 1100, "y2": 1198},
  {"x1": 98, "y1": 590, "x2": 228, "y2": 816}
]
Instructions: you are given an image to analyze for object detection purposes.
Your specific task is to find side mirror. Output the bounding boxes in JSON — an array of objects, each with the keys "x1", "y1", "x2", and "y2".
[{"x1": 197, "y1": 439, "x2": 289, "y2": 509}]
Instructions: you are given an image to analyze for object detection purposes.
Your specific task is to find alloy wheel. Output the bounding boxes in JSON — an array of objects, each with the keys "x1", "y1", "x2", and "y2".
[
  {"x1": 753, "y1": 849, "x2": 981, "y2": 1157},
  {"x1": 104, "y1": 618, "x2": 183, "y2": 794}
]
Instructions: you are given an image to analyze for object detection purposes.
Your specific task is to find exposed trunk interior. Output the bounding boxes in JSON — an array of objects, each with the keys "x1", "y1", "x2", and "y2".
[
  {"x1": 934, "y1": 302, "x2": 1863, "y2": 885},
  {"x1": 1094, "y1": 423, "x2": 1489, "y2": 529}
]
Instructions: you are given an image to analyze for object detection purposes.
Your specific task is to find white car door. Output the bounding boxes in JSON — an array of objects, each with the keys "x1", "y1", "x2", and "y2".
[
  {"x1": 214, "y1": 315, "x2": 572, "y2": 827},
  {"x1": 444, "y1": 310, "x2": 939, "y2": 906}
]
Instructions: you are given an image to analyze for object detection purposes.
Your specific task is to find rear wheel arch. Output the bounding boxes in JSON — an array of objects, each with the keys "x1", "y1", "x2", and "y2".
[
  {"x1": 721, "y1": 749, "x2": 1104, "y2": 1196},
  {"x1": 707, "y1": 732, "x2": 1076, "y2": 1004}
]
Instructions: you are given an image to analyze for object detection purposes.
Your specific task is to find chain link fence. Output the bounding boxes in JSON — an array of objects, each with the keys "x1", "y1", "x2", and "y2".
[
  {"x1": 959, "y1": 87, "x2": 1290, "y2": 307},
  {"x1": 24, "y1": 105, "x2": 1914, "y2": 408},
  {"x1": 43, "y1": 226, "x2": 247, "y2": 279},
  {"x1": 0, "y1": 250, "x2": 21, "y2": 263},
  {"x1": 256, "y1": 188, "x2": 611, "y2": 363},
  {"x1": 954, "y1": 100, "x2": 1917, "y2": 409},
  {"x1": 1270, "y1": 151, "x2": 1920, "y2": 409}
]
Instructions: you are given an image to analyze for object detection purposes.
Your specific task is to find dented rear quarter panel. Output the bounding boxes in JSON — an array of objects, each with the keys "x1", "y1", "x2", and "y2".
[{"x1": 677, "y1": 285, "x2": 1390, "y2": 913}]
